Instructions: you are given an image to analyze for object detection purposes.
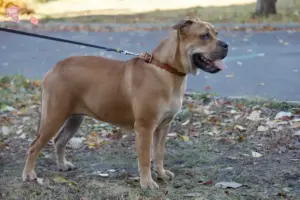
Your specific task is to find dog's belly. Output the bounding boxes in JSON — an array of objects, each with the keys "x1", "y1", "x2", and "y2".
[{"x1": 79, "y1": 97, "x2": 135, "y2": 130}]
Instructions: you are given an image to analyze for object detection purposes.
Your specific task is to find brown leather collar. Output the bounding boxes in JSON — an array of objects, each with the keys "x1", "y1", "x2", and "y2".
[{"x1": 139, "y1": 52, "x2": 186, "y2": 77}]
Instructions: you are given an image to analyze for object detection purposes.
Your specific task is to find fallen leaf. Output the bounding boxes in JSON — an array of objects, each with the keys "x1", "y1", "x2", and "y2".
[
  {"x1": 91, "y1": 131, "x2": 97, "y2": 137},
  {"x1": 202, "y1": 180, "x2": 213, "y2": 185},
  {"x1": 294, "y1": 130, "x2": 300, "y2": 136},
  {"x1": 291, "y1": 159, "x2": 299, "y2": 161},
  {"x1": 97, "y1": 172, "x2": 109, "y2": 177},
  {"x1": 275, "y1": 111, "x2": 292, "y2": 120},
  {"x1": 222, "y1": 167, "x2": 234, "y2": 171},
  {"x1": 215, "y1": 181, "x2": 242, "y2": 189},
  {"x1": 230, "y1": 109, "x2": 237, "y2": 114},
  {"x1": 53, "y1": 175, "x2": 69, "y2": 183},
  {"x1": 184, "y1": 193, "x2": 202, "y2": 197},
  {"x1": 247, "y1": 110, "x2": 262, "y2": 121},
  {"x1": 181, "y1": 120, "x2": 190, "y2": 126},
  {"x1": 167, "y1": 132, "x2": 177, "y2": 137},
  {"x1": 68, "y1": 137, "x2": 85, "y2": 149},
  {"x1": 37, "y1": 177, "x2": 44, "y2": 185},
  {"x1": 292, "y1": 116, "x2": 300, "y2": 122},
  {"x1": 218, "y1": 138, "x2": 233, "y2": 144},
  {"x1": 277, "y1": 192, "x2": 288, "y2": 198},
  {"x1": 257, "y1": 125, "x2": 268, "y2": 132},
  {"x1": 187, "y1": 103, "x2": 194, "y2": 111},
  {"x1": 88, "y1": 143, "x2": 95, "y2": 148},
  {"x1": 208, "y1": 116, "x2": 219, "y2": 123},
  {"x1": 38, "y1": 152, "x2": 45, "y2": 158},
  {"x1": 129, "y1": 176, "x2": 140, "y2": 181},
  {"x1": 32, "y1": 80, "x2": 40, "y2": 87},
  {"x1": 211, "y1": 126, "x2": 221, "y2": 135},
  {"x1": 235, "y1": 125, "x2": 246, "y2": 131},
  {"x1": 237, "y1": 135, "x2": 245, "y2": 142},
  {"x1": 279, "y1": 116, "x2": 293, "y2": 121},
  {"x1": 0, "y1": 105, "x2": 15, "y2": 112},
  {"x1": 192, "y1": 122, "x2": 202, "y2": 126},
  {"x1": 251, "y1": 151, "x2": 263, "y2": 158},
  {"x1": 236, "y1": 104, "x2": 245, "y2": 111},
  {"x1": 53, "y1": 175, "x2": 78, "y2": 190},
  {"x1": 1, "y1": 126, "x2": 11, "y2": 136},
  {"x1": 17, "y1": 129, "x2": 22, "y2": 135},
  {"x1": 180, "y1": 135, "x2": 189, "y2": 142},
  {"x1": 19, "y1": 133, "x2": 26, "y2": 139},
  {"x1": 266, "y1": 120, "x2": 278, "y2": 128},
  {"x1": 294, "y1": 109, "x2": 300, "y2": 115}
]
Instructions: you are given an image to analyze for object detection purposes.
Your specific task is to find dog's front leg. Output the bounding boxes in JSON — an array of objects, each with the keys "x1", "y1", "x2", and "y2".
[
  {"x1": 135, "y1": 121, "x2": 159, "y2": 190},
  {"x1": 153, "y1": 124, "x2": 175, "y2": 181}
]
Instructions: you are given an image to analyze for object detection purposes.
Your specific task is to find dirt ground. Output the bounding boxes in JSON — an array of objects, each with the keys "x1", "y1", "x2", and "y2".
[{"x1": 1, "y1": 75, "x2": 300, "y2": 200}]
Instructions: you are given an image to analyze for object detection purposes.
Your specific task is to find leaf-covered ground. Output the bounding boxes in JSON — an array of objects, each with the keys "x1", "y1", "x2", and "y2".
[{"x1": 1, "y1": 75, "x2": 300, "y2": 200}]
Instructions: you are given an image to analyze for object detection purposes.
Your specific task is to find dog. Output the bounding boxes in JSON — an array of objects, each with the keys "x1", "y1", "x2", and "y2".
[{"x1": 22, "y1": 18, "x2": 228, "y2": 190}]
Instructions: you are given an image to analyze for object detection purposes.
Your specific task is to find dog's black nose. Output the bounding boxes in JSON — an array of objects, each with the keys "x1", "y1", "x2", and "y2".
[{"x1": 217, "y1": 40, "x2": 228, "y2": 49}]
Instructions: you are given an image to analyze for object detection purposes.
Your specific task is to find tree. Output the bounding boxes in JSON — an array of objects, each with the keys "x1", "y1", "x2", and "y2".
[{"x1": 254, "y1": 0, "x2": 277, "y2": 17}]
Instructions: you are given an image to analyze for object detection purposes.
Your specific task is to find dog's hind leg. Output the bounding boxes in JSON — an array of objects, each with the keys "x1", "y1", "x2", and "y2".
[
  {"x1": 53, "y1": 115, "x2": 84, "y2": 171},
  {"x1": 22, "y1": 91, "x2": 71, "y2": 181}
]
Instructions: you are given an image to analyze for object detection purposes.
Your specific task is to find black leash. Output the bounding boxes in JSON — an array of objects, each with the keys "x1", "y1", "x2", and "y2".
[{"x1": 0, "y1": 27, "x2": 140, "y2": 56}]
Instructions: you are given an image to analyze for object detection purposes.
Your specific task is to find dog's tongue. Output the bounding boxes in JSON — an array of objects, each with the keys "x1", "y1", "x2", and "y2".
[{"x1": 213, "y1": 60, "x2": 226, "y2": 70}]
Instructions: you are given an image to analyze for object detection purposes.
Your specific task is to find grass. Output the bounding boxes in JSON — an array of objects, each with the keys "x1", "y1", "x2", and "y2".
[{"x1": 36, "y1": 0, "x2": 300, "y2": 24}]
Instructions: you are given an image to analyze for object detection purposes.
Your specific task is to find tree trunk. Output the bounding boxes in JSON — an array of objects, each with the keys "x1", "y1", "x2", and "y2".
[{"x1": 254, "y1": 0, "x2": 277, "y2": 17}]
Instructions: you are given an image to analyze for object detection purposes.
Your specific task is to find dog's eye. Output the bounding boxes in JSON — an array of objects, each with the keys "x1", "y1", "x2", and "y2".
[{"x1": 200, "y1": 33, "x2": 210, "y2": 40}]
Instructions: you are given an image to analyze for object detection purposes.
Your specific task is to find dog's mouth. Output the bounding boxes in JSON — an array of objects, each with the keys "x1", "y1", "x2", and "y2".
[{"x1": 192, "y1": 53, "x2": 226, "y2": 74}]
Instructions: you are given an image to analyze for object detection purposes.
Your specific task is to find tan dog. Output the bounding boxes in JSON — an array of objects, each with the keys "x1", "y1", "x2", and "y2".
[{"x1": 22, "y1": 18, "x2": 228, "y2": 189}]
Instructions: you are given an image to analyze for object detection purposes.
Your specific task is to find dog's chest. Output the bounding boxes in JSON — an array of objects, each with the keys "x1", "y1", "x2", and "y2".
[{"x1": 160, "y1": 97, "x2": 183, "y2": 126}]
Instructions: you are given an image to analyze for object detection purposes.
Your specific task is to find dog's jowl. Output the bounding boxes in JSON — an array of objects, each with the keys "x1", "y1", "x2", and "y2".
[{"x1": 22, "y1": 18, "x2": 228, "y2": 190}]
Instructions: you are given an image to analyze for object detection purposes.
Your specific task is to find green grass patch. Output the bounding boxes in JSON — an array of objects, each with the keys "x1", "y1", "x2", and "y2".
[{"x1": 38, "y1": 0, "x2": 300, "y2": 24}]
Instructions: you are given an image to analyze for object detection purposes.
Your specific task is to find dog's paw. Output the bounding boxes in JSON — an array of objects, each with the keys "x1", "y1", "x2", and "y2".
[
  {"x1": 140, "y1": 178, "x2": 159, "y2": 190},
  {"x1": 22, "y1": 170, "x2": 37, "y2": 181},
  {"x1": 157, "y1": 169, "x2": 175, "y2": 181},
  {"x1": 57, "y1": 161, "x2": 75, "y2": 171}
]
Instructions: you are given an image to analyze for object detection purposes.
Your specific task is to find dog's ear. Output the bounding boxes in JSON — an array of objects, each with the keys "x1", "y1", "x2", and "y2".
[{"x1": 172, "y1": 19, "x2": 194, "y2": 30}]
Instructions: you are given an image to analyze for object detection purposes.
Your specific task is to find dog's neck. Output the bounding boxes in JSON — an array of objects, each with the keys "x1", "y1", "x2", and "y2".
[{"x1": 152, "y1": 31, "x2": 187, "y2": 74}]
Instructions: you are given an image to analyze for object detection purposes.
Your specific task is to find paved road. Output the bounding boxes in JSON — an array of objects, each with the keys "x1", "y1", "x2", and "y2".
[{"x1": 0, "y1": 30, "x2": 299, "y2": 101}]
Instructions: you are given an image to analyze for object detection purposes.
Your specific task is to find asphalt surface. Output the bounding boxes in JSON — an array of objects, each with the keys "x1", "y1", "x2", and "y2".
[{"x1": 0, "y1": 29, "x2": 300, "y2": 101}]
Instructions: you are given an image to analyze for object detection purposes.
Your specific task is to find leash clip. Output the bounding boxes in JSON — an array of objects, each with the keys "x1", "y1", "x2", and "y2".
[{"x1": 139, "y1": 52, "x2": 153, "y2": 63}]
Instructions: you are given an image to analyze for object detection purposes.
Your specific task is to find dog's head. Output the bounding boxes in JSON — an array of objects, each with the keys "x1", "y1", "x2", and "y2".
[{"x1": 172, "y1": 19, "x2": 228, "y2": 75}]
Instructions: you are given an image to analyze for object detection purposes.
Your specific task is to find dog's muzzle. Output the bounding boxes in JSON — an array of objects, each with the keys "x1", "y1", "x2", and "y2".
[{"x1": 192, "y1": 40, "x2": 229, "y2": 74}]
